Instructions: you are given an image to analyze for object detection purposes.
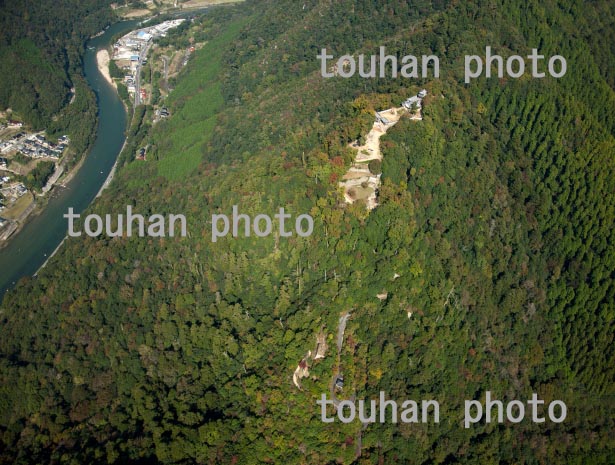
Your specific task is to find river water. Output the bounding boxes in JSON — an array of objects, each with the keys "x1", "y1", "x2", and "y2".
[{"x1": 0, "y1": 19, "x2": 140, "y2": 296}]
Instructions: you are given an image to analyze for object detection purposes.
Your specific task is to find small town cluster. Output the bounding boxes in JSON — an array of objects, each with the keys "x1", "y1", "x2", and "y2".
[
  {"x1": 0, "y1": 118, "x2": 70, "y2": 241},
  {"x1": 0, "y1": 131, "x2": 68, "y2": 160},
  {"x1": 104, "y1": 18, "x2": 201, "y2": 161},
  {"x1": 111, "y1": 19, "x2": 185, "y2": 104}
]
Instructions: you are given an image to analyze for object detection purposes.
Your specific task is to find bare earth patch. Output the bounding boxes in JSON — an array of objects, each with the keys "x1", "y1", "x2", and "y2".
[
  {"x1": 339, "y1": 107, "x2": 406, "y2": 210},
  {"x1": 122, "y1": 9, "x2": 151, "y2": 18},
  {"x1": 181, "y1": 0, "x2": 243, "y2": 7},
  {"x1": 2, "y1": 193, "x2": 34, "y2": 221}
]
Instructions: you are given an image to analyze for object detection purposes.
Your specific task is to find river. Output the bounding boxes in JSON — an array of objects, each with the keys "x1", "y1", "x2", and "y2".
[{"x1": 0, "y1": 19, "x2": 140, "y2": 296}]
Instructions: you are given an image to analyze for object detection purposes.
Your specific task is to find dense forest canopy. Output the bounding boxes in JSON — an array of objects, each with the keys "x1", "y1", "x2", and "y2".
[{"x1": 1, "y1": 0, "x2": 614, "y2": 464}]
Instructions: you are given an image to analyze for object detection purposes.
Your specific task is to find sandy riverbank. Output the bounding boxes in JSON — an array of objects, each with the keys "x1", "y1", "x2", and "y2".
[{"x1": 96, "y1": 49, "x2": 115, "y2": 89}]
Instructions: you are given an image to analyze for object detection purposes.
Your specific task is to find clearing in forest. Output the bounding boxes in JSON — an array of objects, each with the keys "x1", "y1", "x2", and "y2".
[{"x1": 339, "y1": 92, "x2": 425, "y2": 210}]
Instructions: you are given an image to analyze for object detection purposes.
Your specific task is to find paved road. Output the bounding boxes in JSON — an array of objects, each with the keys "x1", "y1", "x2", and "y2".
[
  {"x1": 162, "y1": 55, "x2": 169, "y2": 91},
  {"x1": 337, "y1": 312, "x2": 351, "y2": 354},
  {"x1": 330, "y1": 312, "x2": 351, "y2": 407},
  {"x1": 134, "y1": 41, "x2": 152, "y2": 106}
]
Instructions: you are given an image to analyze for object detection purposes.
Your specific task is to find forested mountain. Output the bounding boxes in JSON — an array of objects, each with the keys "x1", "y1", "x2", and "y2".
[
  {"x1": 1, "y1": 0, "x2": 614, "y2": 463},
  {"x1": 0, "y1": 0, "x2": 114, "y2": 153}
]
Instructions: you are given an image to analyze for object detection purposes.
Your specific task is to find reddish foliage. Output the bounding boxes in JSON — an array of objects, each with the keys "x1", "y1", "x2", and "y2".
[{"x1": 331, "y1": 156, "x2": 345, "y2": 167}]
